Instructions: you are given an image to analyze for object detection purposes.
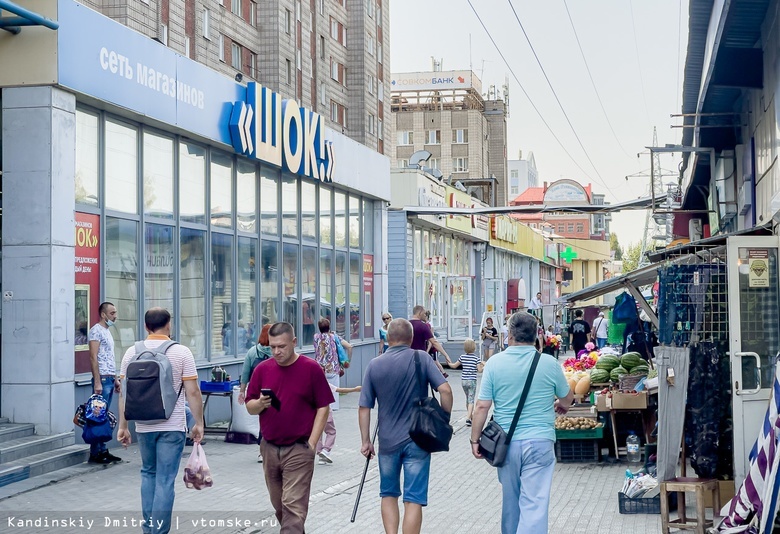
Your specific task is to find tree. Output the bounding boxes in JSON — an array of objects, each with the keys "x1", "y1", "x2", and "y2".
[
  {"x1": 622, "y1": 242, "x2": 642, "y2": 272},
  {"x1": 609, "y1": 233, "x2": 623, "y2": 260}
]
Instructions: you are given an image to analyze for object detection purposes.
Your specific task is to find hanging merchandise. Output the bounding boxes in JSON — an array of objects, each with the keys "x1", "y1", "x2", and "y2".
[
  {"x1": 607, "y1": 309, "x2": 626, "y2": 345},
  {"x1": 612, "y1": 292, "x2": 638, "y2": 324}
]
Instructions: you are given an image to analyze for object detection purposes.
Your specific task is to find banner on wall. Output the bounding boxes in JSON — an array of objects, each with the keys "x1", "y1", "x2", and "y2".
[
  {"x1": 75, "y1": 212, "x2": 101, "y2": 374},
  {"x1": 363, "y1": 255, "x2": 374, "y2": 338}
]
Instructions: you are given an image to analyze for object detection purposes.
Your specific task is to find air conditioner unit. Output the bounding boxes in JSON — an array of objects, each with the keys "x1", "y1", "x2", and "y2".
[
  {"x1": 738, "y1": 181, "x2": 753, "y2": 215},
  {"x1": 689, "y1": 219, "x2": 703, "y2": 242}
]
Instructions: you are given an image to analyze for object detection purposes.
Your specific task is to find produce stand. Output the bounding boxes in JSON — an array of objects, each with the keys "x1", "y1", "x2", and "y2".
[{"x1": 554, "y1": 416, "x2": 604, "y2": 463}]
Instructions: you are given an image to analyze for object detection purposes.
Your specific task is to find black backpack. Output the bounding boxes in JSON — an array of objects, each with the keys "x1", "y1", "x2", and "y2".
[{"x1": 122, "y1": 340, "x2": 182, "y2": 423}]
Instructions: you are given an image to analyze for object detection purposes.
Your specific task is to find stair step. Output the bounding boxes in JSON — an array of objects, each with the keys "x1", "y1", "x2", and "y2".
[
  {"x1": 0, "y1": 418, "x2": 9, "y2": 424},
  {"x1": 0, "y1": 444, "x2": 89, "y2": 488},
  {"x1": 0, "y1": 423, "x2": 35, "y2": 444},
  {"x1": 0, "y1": 433, "x2": 75, "y2": 464}
]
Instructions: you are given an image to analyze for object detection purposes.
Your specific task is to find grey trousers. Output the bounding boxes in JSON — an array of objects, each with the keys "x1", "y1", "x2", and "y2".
[{"x1": 656, "y1": 345, "x2": 690, "y2": 481}]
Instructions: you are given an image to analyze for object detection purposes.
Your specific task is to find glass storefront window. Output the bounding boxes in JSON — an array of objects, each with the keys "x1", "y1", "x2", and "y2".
[
  {"x1": 261, "y1": 240, "x2": 280, "y2": 325},
  {"x1": 282, "y1": 173, "x2": 298, "y2": 238},
  {"x1": 301, "y1": 246, "x2": 317, "y2": 346},
  {"x1": 350, "y1": 252, "x2": 361, "y2": 339},
  {"x1": 363, "y1": 199, "x2": 374, "y2": 252},
  {"x1": 349, "y1": 196, "x2": 360, "y2": 248},
  {"x1": 144, "y1": 224, "x2": 175, "y2": 313},
  {"x1": 261, "y1": 169, "x2": 279, "y2": 235},
  {"x1": 301, "y1": 181, "x2": 317, "y2": 241},
  {"x1": 105, "y1": 120, "x2": 138, "y2": 214},
  {"x1": 335, "y1": 251, "x2": 347, "y2": 337},
  {"x1": 414, "y1": 229, "x2": 422, "y2": 269},
  {"x1": 211, "y1": 233, "x2": 233, "y2": 355},
  {"x1": 320, "y1": 186, "x2": 333, "y2": 246},
  {"x1": 105, "y1": 217, "x2": 138, "y2": 369},
  {"x1": 237, "y1": 161, "x2": 257, "y2": 233},
  {"x1": 180, "y1": 228, "x2": 206, "y2": 360},
  {"x1": 180, "y1": 142, "x2": 206, "y2": 224},
  {"x1": 210, "y1": 152, "x2": 233, "y2": 228},
  {"x1": 334, "y1": 192, "x2": 347, "y2": 247},
  {"x1": 320, "y1": 249, "x2": 333, "y2": 324},
  {"x1": 143, "y1": 132, "x2": 174, "y2": 219},
  {"x1": 282, "y1": 243, "x2": 299, "y2": 337},
  {"x1": 75, "y1": 110, "x2": 99, "y2": 206},
  {"x1": 237, "y1": 237, "x2": 258, "y2": 350}
]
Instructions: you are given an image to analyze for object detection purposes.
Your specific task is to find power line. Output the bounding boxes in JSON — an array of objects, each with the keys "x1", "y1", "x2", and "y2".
[
  {"x1": 628, "y1": 0, "x2": 652, "y2": 127},
  {"x1": 505, "y1": 0, "x2": 616, "y2": 200},
  {"x1": 562, "y1": 0, "x2": 633, "y2": 160},
  {"x1": 465, "y1": 0, "x2": 600, "y2": 186}
]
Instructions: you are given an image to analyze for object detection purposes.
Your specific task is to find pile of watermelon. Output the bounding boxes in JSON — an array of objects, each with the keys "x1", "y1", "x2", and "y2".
[
  {"x1": 590, "y1": 352, "x2": 649, "y2": 383},
  {"x1": 620, "y1": 352, "x2": 649, "y2": 376}
]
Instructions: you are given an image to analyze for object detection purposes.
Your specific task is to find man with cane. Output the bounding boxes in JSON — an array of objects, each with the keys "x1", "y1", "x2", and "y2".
[{"x1": 358, "y1": 318, "x2": 453, "y2": 534}]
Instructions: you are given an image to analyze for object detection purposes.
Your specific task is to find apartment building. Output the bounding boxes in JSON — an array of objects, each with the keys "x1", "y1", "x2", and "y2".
[
  {"x1": 391, "y1": 70, "x2": 508, "y2": 206},
  {"x1": 76, "y1": 0, "x2": 389, "y2": 154},
  {"x1": 507, "y1": 150, "x2": 540, "y2": 200}
]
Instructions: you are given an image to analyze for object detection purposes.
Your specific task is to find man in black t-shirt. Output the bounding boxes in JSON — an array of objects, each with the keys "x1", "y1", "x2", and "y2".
[{"x1": 568, "y1": 309, "x2": 591, "y2": 355}]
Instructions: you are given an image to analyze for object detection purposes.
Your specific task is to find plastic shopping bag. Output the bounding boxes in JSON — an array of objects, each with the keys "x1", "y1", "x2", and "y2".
[{"x1": 183, "y1": 442, "x2": 213, "y2": 490}]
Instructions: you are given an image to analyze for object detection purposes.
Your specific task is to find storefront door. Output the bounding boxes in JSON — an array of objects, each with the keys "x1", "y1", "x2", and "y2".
[
  {"x1": 484, "y1": 278, "x2": 504, "y2": 320},
  {"x1": 447, "y1": 277, "x2": 472, "y2": 340},
  {"x1": 728, "y1": 236, "x2": 780, "y2": 486}
]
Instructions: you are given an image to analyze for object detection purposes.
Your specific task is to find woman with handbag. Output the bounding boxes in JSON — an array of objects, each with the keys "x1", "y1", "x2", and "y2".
[{"x1": 313, "y1": 318, "x2": 352, "y2": 463}]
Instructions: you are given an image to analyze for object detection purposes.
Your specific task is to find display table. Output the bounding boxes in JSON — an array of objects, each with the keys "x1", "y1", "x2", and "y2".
[{"x1": 200, "y1": 380, "x2": 238, "y2": 434}]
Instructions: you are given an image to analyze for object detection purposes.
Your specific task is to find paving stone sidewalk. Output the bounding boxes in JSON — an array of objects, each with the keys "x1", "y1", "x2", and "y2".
[{"x1": 0, "y1": 368, "x2": 661, "y2": 533}]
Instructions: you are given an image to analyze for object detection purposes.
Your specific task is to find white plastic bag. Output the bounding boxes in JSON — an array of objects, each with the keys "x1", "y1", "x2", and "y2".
[
  {"x1": 183, "y1": 443, "x2": 213, "y2": 490},
  {"x1": 230, "y1": 386, "x2": 260, "y2": 437}
]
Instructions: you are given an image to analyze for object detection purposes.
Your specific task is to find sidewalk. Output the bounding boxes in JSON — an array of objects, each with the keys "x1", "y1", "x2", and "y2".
[{"x1": 0, "y1": 368, "x2": 660, "y2": 533}]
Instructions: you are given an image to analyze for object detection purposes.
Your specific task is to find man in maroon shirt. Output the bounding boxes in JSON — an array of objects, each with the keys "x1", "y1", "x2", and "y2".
[
  {"x1": 410, "y1": 305, "x2": 451, "y2": 361},
  {"x1": 246, "y1": 322, "x2": 333, "y2": 533}
]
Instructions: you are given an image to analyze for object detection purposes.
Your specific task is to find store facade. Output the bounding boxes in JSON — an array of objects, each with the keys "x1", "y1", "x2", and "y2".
[{"x1": 0, "y1": 0, "x2": 390, "y2": 432}]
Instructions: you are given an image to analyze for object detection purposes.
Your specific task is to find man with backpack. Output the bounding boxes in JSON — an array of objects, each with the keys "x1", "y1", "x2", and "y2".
[{"x1": 117, "y1": 308, "x2": 203, "y2": 534}]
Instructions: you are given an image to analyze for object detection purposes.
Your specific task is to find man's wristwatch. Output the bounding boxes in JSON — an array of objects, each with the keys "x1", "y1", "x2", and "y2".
[{"x1": 469, "y1": 439, "x2": 479, "y2": 445}]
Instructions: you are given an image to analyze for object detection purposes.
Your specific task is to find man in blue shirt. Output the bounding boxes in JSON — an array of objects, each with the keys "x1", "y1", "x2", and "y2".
[{"x1": 470, "y1": 312, "x2": 573, "y2": 534}]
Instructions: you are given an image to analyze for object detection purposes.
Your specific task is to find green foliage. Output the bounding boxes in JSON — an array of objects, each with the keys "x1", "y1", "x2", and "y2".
[
  {"x1": 622, "y1": 242, "x2": 642, "y2": 272},
  {"x1": 609, "y1": 233, "x2": 623, "y2": 260}
]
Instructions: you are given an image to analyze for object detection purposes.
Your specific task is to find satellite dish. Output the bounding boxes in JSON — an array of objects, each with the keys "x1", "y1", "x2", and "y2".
[{"x1": 409, "y1": 150, "x2": 432, "y2": 169}]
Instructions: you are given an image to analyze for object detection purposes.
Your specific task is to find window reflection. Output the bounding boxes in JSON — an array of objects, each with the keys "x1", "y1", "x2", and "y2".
[
  {"x1": 335, "y1": 251, "x2": 347, "y2": 337},
  {"x1": 282, "y1": 174, "x2": 298, "y2": 238},
  {"x1": 180, "y1": 228, "x2": 206, "y2": 359},
  {"x1": 143, "y1": 133, "x2": 174, "y2": 219},
  {"x1": 211, "y1": 152, "x2": 233, "y2": 228},
  {"x1": 301, "y1": 181, "x2": 317, "y2": 241},
  {"x1": 105, "y1": 120, "x2": 138, "y2": 214},
  {"x1": 180, "y1": 142, "x2": 206, "y2": 224},
  {"x1": 301, "y1": 247, "x2": 317, "y2": 346},
  {"x1": 144, "y1": 224, "x2": 175, "y2": 313},
  {"x1": 363, "y1": 199, "x2": 374, "y2": 252},
  {"x1": 260, "y1": 170, "x2": 279, "y2": 235},
  {"x1": 237, "y1": 161, "x2": 257, "y2": 233},
  {"x1": 261, "y1": 241, "x2": 279, "y2": 324},
  {"x1": 105, "y1": 217, "x2": 138, "y2": 369},
  {"x1": 212, "y1": 233, "x2": 233, "y2": 355},
  {"x1": 349, "y1": 196, "x2": 360, "y2": 248},
  {"x1": 75, "y1": 110, "x2": 99, "y2": 206},
  {"x1": 320, "y1": 249, "x2": 333, "y2": 324},
  {"x1": 238, "y1": 237, "x2": 257, "y2": 350},
  {"x1": 282, "y1": 244, "x2": 299, "y2": 338},
  {"x1": 350, "y1": 252, "x2": 361, "y2": 339},
  {"x1": 320, "y1": 186, "x2": 332, "y2": 246},
  {"x1": 334, "y1": 192, "x2": 346, "y2": 247}
]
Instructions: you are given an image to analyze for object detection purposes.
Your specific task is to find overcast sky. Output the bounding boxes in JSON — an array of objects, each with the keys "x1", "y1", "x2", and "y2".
[{"x1": 390, "y1": 0, "x2": 689, "y2": 250}]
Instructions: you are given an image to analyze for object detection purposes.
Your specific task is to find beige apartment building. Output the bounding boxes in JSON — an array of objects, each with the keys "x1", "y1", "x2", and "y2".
[
  {"x1": 391, "y1": 70, "x2": 508, "y2": 205},
  {"x1": 77, "y1": 0, "x2": 389, "y2": 154}
]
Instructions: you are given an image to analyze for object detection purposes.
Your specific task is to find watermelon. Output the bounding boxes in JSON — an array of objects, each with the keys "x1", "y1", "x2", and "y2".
[
  {"x1": 610, "y1": 366, "x2": 628, "y2": 381},
  {"x1": 631, "y1": 365, "x2": 650, "y2": 376},
  {"x1": 620, "y1": 353, "x2": 643, "y2": 371},
  {"x1": 590, "y1": 369, "x2": 610, "y2": 384},
  {"x1": 595, "y1": 356, "x2": 620, "y2": 372}
]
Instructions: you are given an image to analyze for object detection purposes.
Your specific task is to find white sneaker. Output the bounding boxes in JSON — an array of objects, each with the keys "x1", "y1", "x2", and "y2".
[
  {"x1": 318, "y1": 459, "x2": 327, "y2": 465},
  {"x1": 257, "y1": 453, "x2": 263, "y2": 463},
  {"x1": 318, "y1": 450, "x2": 333, "y2": 464}
]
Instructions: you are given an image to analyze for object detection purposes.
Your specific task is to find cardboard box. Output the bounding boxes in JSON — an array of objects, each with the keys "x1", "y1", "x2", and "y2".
[
  {"x1": 596, "y1": 393, "x2": 609, "y2": 412},
  {"x1": 704, "y1": 480, "x2": 735, "y2": 509},
  {"x1": 607, "y1": 391, "x2": 648, "y2": 410}
]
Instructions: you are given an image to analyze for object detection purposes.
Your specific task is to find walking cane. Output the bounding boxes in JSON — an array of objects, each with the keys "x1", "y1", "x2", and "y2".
[{"x1": 351, "y1": 423, "x2": 379, "y2": 523}]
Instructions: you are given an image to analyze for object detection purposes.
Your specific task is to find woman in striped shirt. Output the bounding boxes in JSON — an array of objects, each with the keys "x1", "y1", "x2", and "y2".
[{"x1": 445, "y1": 338, "x2": 481, "y2": 427}]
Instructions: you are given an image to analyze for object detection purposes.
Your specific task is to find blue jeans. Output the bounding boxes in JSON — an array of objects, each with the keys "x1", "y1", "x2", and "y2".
[
  {"x1": 497, "y1": 439, "x2": 556, "y2": 534},
  {"x1": 90, "y1": 376, "x2": 115, "y2": 456},
  {"x1": 378, "y1": 440, "x2": 431, "y2": 506},
  {"x1": 596, "y1": 337, "x2": 607, "y2": 349},
  {"x1": 137, "y1": 431, "x2": 186, "y2": 534}
]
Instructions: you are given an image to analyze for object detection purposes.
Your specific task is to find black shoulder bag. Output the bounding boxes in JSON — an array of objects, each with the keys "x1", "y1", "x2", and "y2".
[
  {"x1": 478, "y1": 351, "x2": 541, "y2": 467},
  {"x1": 408, "y1": 351, "x2": 454, "y2": 453}
]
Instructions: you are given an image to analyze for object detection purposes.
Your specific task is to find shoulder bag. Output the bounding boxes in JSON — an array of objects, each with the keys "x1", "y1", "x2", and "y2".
[
  {"x1": 478, "y1": 351, "x2": 541, "y2": 467},
  {"x1": 408, "y1": 351, "x2": 453, "y2": 453}
]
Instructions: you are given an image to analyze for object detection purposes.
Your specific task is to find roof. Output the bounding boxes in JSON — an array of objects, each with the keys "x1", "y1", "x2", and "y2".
[
  {"x1": 560, "y1": 262, "x2": 662, "y2": 304},
  {"x1": 646, "y1": 223, "x2": 773, "y2": 262},
  {"x1": 511, "y1": 187, "x2": 544, "y2": 204},
  {"x1": 512, "y1": 213, "x2": 544, "y2": 221}
]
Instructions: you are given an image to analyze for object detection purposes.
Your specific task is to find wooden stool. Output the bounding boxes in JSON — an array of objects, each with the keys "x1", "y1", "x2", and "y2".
[{"x1": 660, "y1": 477, "x2": 720, "y2": 534}]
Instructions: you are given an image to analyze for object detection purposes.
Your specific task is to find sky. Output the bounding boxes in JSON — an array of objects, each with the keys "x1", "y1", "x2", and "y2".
[{"x1": 390, "y1": 0, "x2": 689, "y2": 251}]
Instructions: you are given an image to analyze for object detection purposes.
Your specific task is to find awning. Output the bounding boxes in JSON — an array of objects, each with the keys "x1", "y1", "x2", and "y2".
[{"x1": 646, "y1": 223, "x2": 773, "y2": 263}]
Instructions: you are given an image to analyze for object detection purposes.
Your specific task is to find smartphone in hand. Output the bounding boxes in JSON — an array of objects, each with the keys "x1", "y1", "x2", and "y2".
[{"x1": 260, "y1": 388, "x2": 281, "y2": 410}]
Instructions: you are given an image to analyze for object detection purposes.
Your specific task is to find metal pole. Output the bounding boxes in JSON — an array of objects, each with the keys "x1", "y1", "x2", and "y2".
[
  {"x1": 351, "y1": 423, "x2": 379, "y2": 523},
  {"x1": 0, "y1": 0, "x2": 59, "y2": 30}
]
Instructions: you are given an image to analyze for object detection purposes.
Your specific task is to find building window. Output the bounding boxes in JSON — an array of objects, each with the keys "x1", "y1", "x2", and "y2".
[
  {"x1": 510, "y1": 169, "x2": 519, "y2": 178},
  {"x1": 330, "y1": 59, "x2": 345, "y2": 84},
  {"x1": 367, "y1": 113, "x2": 375, "y2": 135},
  {"x1": 378, "y1": 82, "x2": 384, "y2": 102},
  {"x1": 330, "y1": 17, "x2": 346, "y2": 46},
  {"x1": 453, "y1": 129, "x2": 468, "y2": 143},
  {"x1": 576, "y1": 223, "x2": 584, "y2": 233},
  {"x1": 218, "y1": 34, "x2": 225, "y2": 61},
  {"x1": 377, "y1": 42, "x2": 383, "y2": 64},
  {"x1": 231, "y1": 0, "x2": 241, "y2": 16},
  {"x1": 296, "y1": 49, "x2": 302, "y2": 70},
  {"x1": 510, "y1": 185, "x2": 519, "y2": 196},
  {"x1": 285, "y1": 9, "x2": 291, "y2": 34},
  {"x1": 105, "y1": 119, "x2": 138, "y2": 214},
  {"x1": 399, "y1": 159, "x2": 409, "y2": 168},
  {"x1": 558, "y1": 224, "x2": 564, "y2": 233},
  {"x1": 295, "y1": 0, "x2": 301, "y2": 21},
  {"x1": 452, "y1": 157, "x2": 469, "y2": 173},
  {"x1": 367, "y1": 74, "x2": 375, "y2": 94},
  {"x1": 286, "y1": 59, "x2": 292, "y2": 84},
  {"x1": 376, "y1": 1, "x2": 382, "y2": 25},
  {"x1": 231, "y1": 42, "x2": 242, "y2": 70},
  {"x1": 367, "y1": 0, "x2": 375, "y2": 18},
  {"x1": 429, "y1": 158, "x2": 439, "y2": 169},
  {"x1": 203, "y1": 8, "x2": 211, "y2": 39},
  {"x1": 106, "y1": 218, "x2": 139, "y2": 363},
  {"x1": 250, "y1": 2, "x2": 256, "y2": 26},
  {"x1": 331, "y1": 101, "x2": 338, "y2": 122},
  {"x1": 378, "y1": 119, "x2": 383, "y2": 140},
  {"x1": 319, "y1": 83, "x2": 327, "y2": 106},
  {"x1": 367, "y1": 33, "x2": 374, "y2": 56},
  {"x1": 319, "y1": 0, "x2": 325, "y2": 14},
  {"x1": 426, "y1": 130, "x2": 440, "y2": 145},
  {"x1": 143, "y1": 132, "x2": 174, "y2": 219},
  {"x1": 249, "y1": 52, "x2": 257, "y2": 78},
  {"x1": 184, "y1": 36, "x2": 192, "y2": 58},
  {"x1": 320, "y1": 35, "x2": 326, "y2": 59},
  {"x1": 567, "y1": 223, "x2": 574, "y2": 233},
  {"x1": 75, "y1": 110, "x2": 99, "y2": 206},
  {"x1": 397, "y1": 131, "x2": 414, "y2": 145}
]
